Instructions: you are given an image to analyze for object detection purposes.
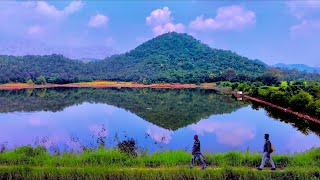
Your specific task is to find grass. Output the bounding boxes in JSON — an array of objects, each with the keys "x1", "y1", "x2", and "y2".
[
  {"x1": 0, "y1": 146, "x2": 319, "y2": 179},
  {"x1": 0, "y1": 83, "x2": 32, "y2": 87},
  {"x1": 76, "y1": 81, "x2": 120, "y2": 85},
  {"x1": 1, "y1": 146, "x2": 320, "y2": 167},
  {"x1": 0, "y1": 166, "x2": 319, "y2": 180}
]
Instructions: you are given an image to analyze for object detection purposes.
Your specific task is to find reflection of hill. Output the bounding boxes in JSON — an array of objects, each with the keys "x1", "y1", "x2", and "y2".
[
  {"x1": 250, "y1": 101, "x2": 320, "y2": 137},
  {"x1": 0, "y1": 88, "x2": 245, "y2": 130}
]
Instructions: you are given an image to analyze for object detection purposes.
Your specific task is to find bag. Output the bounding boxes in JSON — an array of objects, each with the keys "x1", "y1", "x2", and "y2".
[{"x1": 269, "y1": 141, "x2": 275, "y2": 153}]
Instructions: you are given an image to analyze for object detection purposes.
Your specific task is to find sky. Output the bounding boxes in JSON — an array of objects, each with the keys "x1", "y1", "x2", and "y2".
[{"x1": 0, "y1": 0, "x2": 319, "y2": 66}]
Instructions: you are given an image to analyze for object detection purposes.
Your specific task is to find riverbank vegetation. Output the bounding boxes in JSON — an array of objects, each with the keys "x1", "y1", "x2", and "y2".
[
  {"x1": 220, "y1": 80, "x2": 320, "y2": 118},
  {"x1": 0, "y1": 145, "x2": 319, "y2": 179}
]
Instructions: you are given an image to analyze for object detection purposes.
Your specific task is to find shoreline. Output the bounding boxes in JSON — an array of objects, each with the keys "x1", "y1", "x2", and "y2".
[
  {"x1": 0, "y1": 81, "x2": 203, "y2": 90},
  {"x1": 0, "y1": 81, "x2": 319, "y2": 124}
]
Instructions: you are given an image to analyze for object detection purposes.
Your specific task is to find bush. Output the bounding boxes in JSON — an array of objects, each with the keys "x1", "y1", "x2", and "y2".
[
  {"x1": 26, "y1": 79, "x2": 34, "y2": 84},
  {"x1": 290, "y1": 91, "x2": 314, "y2": 111},
  {"x1": 270, "y1": 91, "x2": 290, "y2": 106},
  {"x1": 35, "y1": 76, "x2": 47, "y2": 85}
]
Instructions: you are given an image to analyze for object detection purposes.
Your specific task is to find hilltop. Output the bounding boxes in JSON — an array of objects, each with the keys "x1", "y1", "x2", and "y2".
[
  {"x1": 0, "y1": 32, "x2": 319, "y2": 84},
  {"x1": 91, "y1": 32, "x2": 267, "y2": 83}
]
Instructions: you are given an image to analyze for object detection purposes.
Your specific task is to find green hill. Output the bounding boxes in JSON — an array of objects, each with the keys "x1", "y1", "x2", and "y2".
[
  {"x1": 0, "y1": 32, "x2": 319, "y2": 84},
  {"x1": 91, "y1": 32, "x2": 267, "y2": 83}
]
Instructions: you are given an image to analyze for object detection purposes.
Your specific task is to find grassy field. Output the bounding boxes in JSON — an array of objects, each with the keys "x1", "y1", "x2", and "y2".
[{"x1": 0, "y1": 146, "x2": 319, "y2": 179}]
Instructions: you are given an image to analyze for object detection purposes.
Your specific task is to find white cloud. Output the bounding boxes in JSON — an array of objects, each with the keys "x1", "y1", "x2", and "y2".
[
  {"x1": 146, "y1": 6, "x2": 172, "y2": 26},
  {"x1": 290, "y1": 20, "x2": 320, "y2": 35},
  {"x1": 35, "y1": 1, "x2": 84, "y2": 18},
  {"x1": 189, "y1": 5, "x2": 255, "y2": 31},
  {"x1": 27, "y1": 25, "x2": 44, "y2": 35},
  {"x1": 287, "y1": 1, "x2": 320, "y2": 35},
  {"x1": 64, "y1": 1, "x2": 84, "y2": 15},
  {"x1": 287, "y1": 0, "x2": 320, "y2": 20},
  {"x1": 152, "y1": 23, "x2": 185, "y2": 36},
  {"x1": 146, "y1": 7, "x2": 185, "y2": 36},
  {"x1": 88, "y1": 14, "x2": 109, "y2": 28}
]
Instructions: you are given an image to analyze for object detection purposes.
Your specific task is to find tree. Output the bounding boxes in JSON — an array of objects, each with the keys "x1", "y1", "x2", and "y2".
[
  {"x1": 270, "y1": 91, "x2": 290, "y2": 106},
  {"x1": 26, "y1": 79, "x2": 34, "y2": 84},
  {"x1": 35, "y1": 76, "x2": 47, "y2": 85},
  {"x1": 290, "y1": 91, "x2": 314, "y2": 111},
  {"x1": 222, "y1": 68, "x2": 236, "y2": 81}
]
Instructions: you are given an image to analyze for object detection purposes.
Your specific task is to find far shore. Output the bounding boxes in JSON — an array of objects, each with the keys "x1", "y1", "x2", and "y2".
[
  {"x1": 1, "y1": 81, "x2": 319, "y2": 124},
  {"x1": 0, "y1": 81, "x2": 208, "y2": 90}
]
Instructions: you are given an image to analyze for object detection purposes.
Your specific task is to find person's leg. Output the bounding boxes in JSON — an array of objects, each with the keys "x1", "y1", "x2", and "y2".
[
  {"x1": 190, "y1": 155, "x2": 195, "y2": 168},
  {"x1": 259, "y1": 152, "x2": 267, "y2": 169},
  {"x1": 199, "y1": 154, "x2": 206, "y2": 168},
  {"x1": 269, "y1": 155, "x2": 276, "y2": 168}
]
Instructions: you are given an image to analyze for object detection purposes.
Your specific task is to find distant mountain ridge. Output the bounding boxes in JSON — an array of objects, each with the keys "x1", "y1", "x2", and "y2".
[{"x1": 273, "y1": 63, "x2": 320, "y2": 73}]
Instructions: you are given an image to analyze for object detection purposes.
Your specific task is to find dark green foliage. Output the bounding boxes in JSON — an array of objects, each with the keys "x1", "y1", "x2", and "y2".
[
  {"x1": 0, "y1": 33, "x2": 319, "y2": 84},
  {"x1": 117, "y1": 138, "x2": 137, "y2": 157},
  {"x1": 35, "y1": 76, "x2": 47, "y2": 85},
  {"x1": 92, "y1": 32, "x2": 267, "y2": 84},
  {"x1": 231, "y1": 80, "x2": 320, "y2": 117},
  {"x1": 290, "y1": 91, "x2": 313, "y2": 112}
]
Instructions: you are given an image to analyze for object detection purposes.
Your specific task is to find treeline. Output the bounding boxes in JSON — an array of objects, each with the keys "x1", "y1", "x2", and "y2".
[
  {"x1": 1, "y1": 33, "x2": 319, "y2": 84},
  {"x1": 0, "y1": 54, "x2": 91, "y2": 84},
  {"x1": 225, "y1": 80, "x2": 320, "y2": 117}
]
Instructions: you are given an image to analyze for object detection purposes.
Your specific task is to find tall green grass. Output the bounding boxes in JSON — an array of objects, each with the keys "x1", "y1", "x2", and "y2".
[
  {"x1": 0, "y1": 145, "x2": 319, "y2": 168},
  {"x1": 0, "y1": 146, "x2": 319, "y2": 179},
  {"x1": 0, "y1": 166, "x2": 319, "y2": 180}
]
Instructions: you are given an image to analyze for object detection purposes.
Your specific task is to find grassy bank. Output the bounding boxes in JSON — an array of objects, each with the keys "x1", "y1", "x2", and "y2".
[
  {"x1": 1, "y1": 166, "x2": 319, "y2": 180},
  {"x1": 0, "y1": 146, "x2": 319, "y2": 179}
]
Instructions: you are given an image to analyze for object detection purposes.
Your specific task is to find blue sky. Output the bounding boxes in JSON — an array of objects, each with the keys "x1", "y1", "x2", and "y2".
[{"x1": 0, "y1": 0, "x2": 319, "y2": 66}]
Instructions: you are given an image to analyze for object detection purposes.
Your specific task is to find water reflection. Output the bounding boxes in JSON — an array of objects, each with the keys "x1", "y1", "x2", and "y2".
[
  {"x1": 0, "y1": 88, "x2": 319, "y2": 153},
  {"x1": 190, "y1": 119, "x2": 256, "y2": 146}
]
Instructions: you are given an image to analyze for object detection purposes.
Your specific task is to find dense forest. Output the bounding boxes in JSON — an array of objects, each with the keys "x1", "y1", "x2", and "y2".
[{"x1": 1, "y1": 32, "x2": 319, "y2": 84}]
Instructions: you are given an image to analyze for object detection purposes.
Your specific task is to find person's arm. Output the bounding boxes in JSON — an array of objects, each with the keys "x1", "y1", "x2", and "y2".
[
  {"x1": 192, "y1": 142, "x2": 196, "y2": 155},
  {"x1": 267, "y1": 141, "x2": 271, "y2": 157}
]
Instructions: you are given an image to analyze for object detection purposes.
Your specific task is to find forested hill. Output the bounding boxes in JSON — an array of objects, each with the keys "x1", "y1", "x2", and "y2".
[
  {"x1": 91, "y1": 32, "x2": 267, "y2": 83},
  {"x1": 0, "y1": 32, "x2": 319, "y2": 84}
]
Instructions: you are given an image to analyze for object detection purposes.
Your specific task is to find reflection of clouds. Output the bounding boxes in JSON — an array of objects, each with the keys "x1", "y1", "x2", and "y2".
[
  {"x1": 286, "y1": 131, "x2": 320, "y2": 153},
  {"x1": 89, "y1": 124, "x2": 108, "y2": 137},
  {"x1": 28, "y1": 117, "x2": 49, "y2": 126},
  {"x1": 105, "y1": 105, "x2": 117, "y2": 115},
  {"x1": 146, "y1": 125, "x2": 173, "y2": 144},
  {"x1": 190, "y1": 119, "x2": 255, "y2": 146}
]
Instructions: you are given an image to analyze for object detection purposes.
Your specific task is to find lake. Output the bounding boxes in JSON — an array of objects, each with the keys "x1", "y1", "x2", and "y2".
[{"x1": 0, "y1": 87, "x2": 319, "y2": 154}]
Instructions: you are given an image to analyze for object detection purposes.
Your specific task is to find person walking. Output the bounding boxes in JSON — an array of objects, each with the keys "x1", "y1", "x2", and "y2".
[
  {"x1": 190, "y1": 135, "x2": 206, "y2": 169},
  {"x1": 257, "y1": 134, "x2": 276, "y2": 170}
]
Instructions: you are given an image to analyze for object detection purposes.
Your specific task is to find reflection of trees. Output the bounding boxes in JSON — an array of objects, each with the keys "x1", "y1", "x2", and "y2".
[
  {"x1": 0, "y1": 88, "x2": 245, "y2": 130},
  {"x1": 250, "y1": 101, "x2": 320, "y2": 137}
]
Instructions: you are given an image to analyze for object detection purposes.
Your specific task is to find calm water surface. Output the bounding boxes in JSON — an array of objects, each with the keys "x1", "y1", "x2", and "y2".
[{"x1": 0, "y1": 87, "x2": 319, "y2": 154}]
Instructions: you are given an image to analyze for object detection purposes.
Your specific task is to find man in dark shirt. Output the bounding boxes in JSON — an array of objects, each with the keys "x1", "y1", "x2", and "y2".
[
  {"x1": 189, "y1": 135, "x2": 206, "y2": 169},
  {"x1": 257, "y1": 134, "x2": 276, "y2": 170}
]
